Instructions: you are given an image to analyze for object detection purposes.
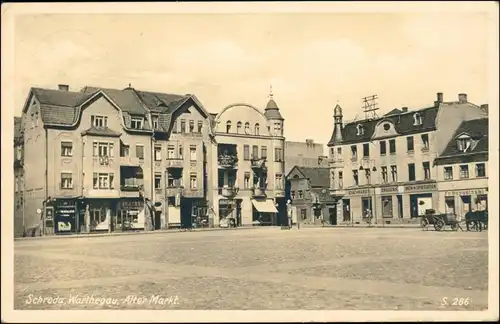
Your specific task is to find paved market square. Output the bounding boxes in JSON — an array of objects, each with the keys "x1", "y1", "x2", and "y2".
[{"x1": 14, "y1": 227, "x2": 488, "y2": 310}]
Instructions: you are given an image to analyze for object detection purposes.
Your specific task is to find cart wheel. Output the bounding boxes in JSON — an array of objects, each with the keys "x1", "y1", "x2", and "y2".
[
  {"x1": 450, "y1": 223, "x2": 459, "y2": 231},
  {"x1": 434, "y1": 220, "x2": 445, "y2": 231},
  {"x1": 420, "y1": 218, "x2": 429, "y2": 230}
]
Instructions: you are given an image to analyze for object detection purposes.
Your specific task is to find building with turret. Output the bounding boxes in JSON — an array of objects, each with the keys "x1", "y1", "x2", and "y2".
[
  {"x1": 327, "y1": 92, "x2": 488, "y2": 225},
  {"x1": 208, "y1": 87, "x2": 287, "y2": 226}
]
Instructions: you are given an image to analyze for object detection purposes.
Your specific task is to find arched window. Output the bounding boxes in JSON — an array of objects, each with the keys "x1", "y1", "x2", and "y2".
[
  {"x1": 244, "y1": 122, "x2": 250, "y2": 134},
  {"x1": 236, "y1": 121, "x2": 242, "y2": 134},
  {"x1": 356, "y1": 124, "x2": 364, "y2": 136},
  {"x1": 226, "y1": 121, "x2": 232, "y2": 133},
  {"x1": 254, "y1": 123, "x2": 260, "y2": 135},
  {"x1": 413, "y1": 113, "x2": 423, "y2": 126}
]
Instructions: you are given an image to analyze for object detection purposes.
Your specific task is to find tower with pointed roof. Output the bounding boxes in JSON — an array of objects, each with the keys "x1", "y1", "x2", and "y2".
[
  {"x1": 333, "y1": 104, "x2": 344, "y2": 144},
  {"x1": 265, "y1": 85, "x2": 284, "y2": 137}
]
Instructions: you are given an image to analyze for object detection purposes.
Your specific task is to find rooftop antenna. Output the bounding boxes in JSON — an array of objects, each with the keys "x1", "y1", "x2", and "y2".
[{"x1": 362, "y1": 94, "x2": 379, "y2": 120}]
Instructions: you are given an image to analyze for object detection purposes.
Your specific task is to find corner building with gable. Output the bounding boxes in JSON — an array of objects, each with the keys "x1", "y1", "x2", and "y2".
[{"x1": 327, "y1": 92, "x2": 488, "y2": 225}]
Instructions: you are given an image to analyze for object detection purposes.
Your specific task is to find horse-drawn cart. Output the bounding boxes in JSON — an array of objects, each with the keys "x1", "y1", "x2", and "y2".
[{"x1": 420, "y1": 209, "x2": 461, "y2": 231}]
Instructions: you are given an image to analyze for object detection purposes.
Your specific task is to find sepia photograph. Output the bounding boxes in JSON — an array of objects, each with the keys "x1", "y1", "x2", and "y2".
[{"x1": 1, "y1": 2, "x2": 498, "y2": 323}]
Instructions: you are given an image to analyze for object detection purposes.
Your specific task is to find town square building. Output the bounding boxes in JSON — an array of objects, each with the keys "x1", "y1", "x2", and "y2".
[
  {"x1": 434, "y1": 118, "x2": 489, "y2": 219},
  {"x1": 14, "y1": 84, "x2": 286, "y2": 236},
  {"x1": 327, "y1": 92, "x2": 488, "y2": 225}
]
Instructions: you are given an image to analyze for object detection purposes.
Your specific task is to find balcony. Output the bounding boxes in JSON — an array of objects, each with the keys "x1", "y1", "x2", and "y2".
[
  {"x1": 182, "y1": 188, "x2": 204, "y2": 198},
  {"x1": 166, "y1": 186, "x2": 183, "y2": 197},
  {"x1": 328, "y1": 158, "x2": 343, "y2": 168},
  {"x1": 218, "y1": 154, "x2": 238, "y2": 169},
  {"x1": 329, "y1": 187, "x2": 346, "y2": 199},
  {"x1": 120, "y1": 156, "x2": 142, "y2": 166},
  {"x1": 252, "y1": 187, "x2": 266, "y2": 197},
  {"x1": 251, "y1": 158, "x2": 267, "y2": 170},
  {"x1": 166, "y1": 157, "x2": 184, "y2": 169},
  {"x1": 120, "y1": 184, "x2": 141, "y2": 192},
  {"x1": 274, "y1": 190, "x2": 285, "y2": 198},
  {"x1": 220, "y1": 186, "x2": 239, "y2": 198}
]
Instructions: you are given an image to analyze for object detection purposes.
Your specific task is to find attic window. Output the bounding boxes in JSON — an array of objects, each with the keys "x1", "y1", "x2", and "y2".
[
  {"x1": 236, "y1": 121, "x2": 242, "y2": 134},
  {"x1": 152, "y1": 116, "x2": 159, "y2": 130},
  {"x1": 383, "y1": 123, "x2": 391, "y2": 131},
  {"x1": 356, "y1": 124, "x2": 364, "y2": 136},
  {"x1": 91, "y1": 115, "x2": 108, "y2": 128},
  {"x1": 255, "y1": 123, "x2": 260, "y2": 135},
  {"x1": 457, "y1": 135, "x2": 472, "y2": 152},
  {"x1": 130, "y1": 116, "x2": 144, "y2": 129},
  {"x1": 413, "y1": 113, "x2": 423, "y2": 126},
  {"x1": 226, "y1": 121, "x2": 232, "y2": 133},
  {"x1": 244, "y1": 122, "x2": 250, "y2": 134}
]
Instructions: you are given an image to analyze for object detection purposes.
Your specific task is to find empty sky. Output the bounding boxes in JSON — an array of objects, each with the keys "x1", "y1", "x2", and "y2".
[{"x1": 12, "y1": 5, "x2": 495, "y2": 144}]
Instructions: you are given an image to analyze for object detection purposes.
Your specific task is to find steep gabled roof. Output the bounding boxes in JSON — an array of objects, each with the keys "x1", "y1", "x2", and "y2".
[
  {"x1": 287, "y1": 166, "x2": 330, "y2": 188},
  {"x1": 329, "y1": 106, "x2": 439, "y2": 145},
  {"x1": 81, "y1": 126, "x2": 122, "y2": 137},
  {"x1": 438, "y1": 118, "x2": 488, "y2": 158},
  {"x1": 14, "y1": 117, "x2": 22, "y2": 139}
]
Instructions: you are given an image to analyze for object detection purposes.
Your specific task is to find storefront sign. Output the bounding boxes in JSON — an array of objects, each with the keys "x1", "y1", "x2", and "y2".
[
  {"x1": 445, "y1": 188, "x2": 488, "y2": 197},
  {"x1": 121, "y1": 200, "x2": 143, "y2": 209},
  {"x1": 219, "y1": 199, "x2": 233, "y2": 206},
  {"x1": 404, "y1": 183, "x2": 437, "y2": 193},
  {"x1": 380, "y1": 186, "x2": 398, "y2": 193},
  {"x1": 346, "y1": 189, "x2": 371, "y2": 196},
  {"x1": 55, "y1": 205, "x2": 76, "y2": 233}
]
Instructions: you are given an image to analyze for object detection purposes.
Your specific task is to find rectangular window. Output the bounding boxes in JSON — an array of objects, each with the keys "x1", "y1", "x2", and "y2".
[
  {"x1": 180, "y1": 119, "x2": 186, "y2": 133},
  {"x1": 252, "y1": 145, "x2": 259, "y2": 159},
  {"x1": 381, "y1": 166, "x2": 388, "y2": 183},
  {"x1": 301, "y1": 208, "x2": 307, "y2": 220},
  {"x1": 298, "y1": 190, "x2": 304, "y2": 199},
  {"x1": 61, "y1": 141, "x2": 73, "y2": 157},
  {"x1": 365, "y1": 169, "x2": 371, "y2": 185},
  {"x1": 363, "y1": 143, "x2": 370, "y2": 158},
  {"x1": 155, "y1": 173, "x2": 162, "y2": 190},
  {"x1": 130, "y1": 116, "x2": 144, "y2": 129},
  {"x1": 476, "y1": 163, "x2": 486, "y2": 177},
  {"x1": 350, "y1": 145, "x2": 357, "y2": 159},
  {"x1": 93, "y1": 173, "x2": 114, "y2": 189},
  {"x1": 91, "y1": 115, "x2": 108, "y2": 128},
  {"x1": 154, "y1": 145, "x2": 162, "y2": 161},
  {"x1": 172, "y1": 121, "x2": 178, "y2": 133},
  {"x1": 353, "y1": 170, "x2": 359, "y2": 186},
  {"x1": 179, "y1": 145, "x2": 183, "y2": 158},
  {"x1": 190, "y1": 145, "x2": 197, "y2": 161},
  {"x1": 136, "y1": 145, "x2": 144, "y2": 159},
  {"x1": 408, "y1": 163, "x2": 416, "y2": 181},
  {"x1": 244, "y1": 172, "x2": 251, "y2": 189},
  {"x1": 274, "y1": 148, "x2": 283, "y2": 162},
  {"x1": 421, "y1": 134, "x2": 430, "y2": 150},
  {"x1": 167, "y1": 145, "x2": 175, "y2": 159},
  {"x1": 380, "y1": 141, "x2": 386, "y2": 155},
  {"x1": 189, "y1": 120, "x2": 195, "y2": 132},
  {"x1": 337, "y1": 147, "x2": 342, "y2": 160},
  {"x1": 197, "y1": 121, "x2": 203, "y2": 133},
  {"x1": 444, "y1": 166, "x2": 453, "y2": 180},
  {"x1": 391, "y1": 165, "x2": 397, "y2": 182},
  {"x1": 389, "y1": 139, "x2": 396, "y2": 154},
  {"x1": 423, "y1": 161, "x2": 431, "y2": 180},
  {"x1": 120, "y1": 143, "x2": 130, "y2": 157},
  {"x1": 261, "y1": 146, "x2": 267, "y2": 159},
  {"x1": 460, "y1": 165, "x2": 469, "y2": 179},
  {"x1": 243, "y1": 145, "x2": 250, "y2": 160},
  {"x1": 407, "y1": 136, "x2": 414, "y2": 152},
  {"x1": 338, "y1": 171, "x2": 343, "y2": 188},
  {"x1": 190, "y1": 173, "x2": 197, "y2": 189},
  {"x1": 93, "y1": 142, "x2": 114, "y2": 157},
  {"x1": 152, "y1": 116, "x2": 159, "y2": 129},
  {"x1": 275, "y1": 174, "x2": 283, "y2": 189},
  {"x1": 61, "y1": 173, "x2": 73, "y2": 189}
]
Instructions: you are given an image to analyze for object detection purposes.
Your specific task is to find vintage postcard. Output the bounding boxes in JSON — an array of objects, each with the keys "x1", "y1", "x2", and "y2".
[{"x1": 1, "y1": 1, "x2": 498, "y2": 323}]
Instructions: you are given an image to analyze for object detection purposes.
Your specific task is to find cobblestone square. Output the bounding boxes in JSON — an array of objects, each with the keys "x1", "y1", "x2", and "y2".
[{"x1": 14, "y1": 227, "x2": 488, "y2": 311}]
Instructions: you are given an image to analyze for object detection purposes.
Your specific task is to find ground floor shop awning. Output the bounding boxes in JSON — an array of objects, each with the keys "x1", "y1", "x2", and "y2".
[{"x1": 251, "y1": 199, "x2": 278, "y2": 213}]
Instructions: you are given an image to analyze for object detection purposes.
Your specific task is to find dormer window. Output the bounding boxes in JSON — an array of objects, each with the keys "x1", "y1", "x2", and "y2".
[
  {"x1": 255, "y1": 123, "x2": 260, "y2": 135},
  {"x1": 130, "y1": 116, "x2": 144, "y2": 129},
  {"x1": 152, "y1": 116, "x2": 159, "y2": 129},
  {"x1": 244, "y1": 122, "x2": 250, "y2": 134},
  {"x1": 413, "y1": 113, "x2": 423, "y2": 126},
  {"x1": 226, "y1": 121, "x2": 232, "y2": 133},
  {"x1": 356, "y1": 124, "x2": 364, "y2": 136},
  {"x1": 236, "y1": 121, "x2": 242, "y2": 134},
  {"x1": 457, "y1": 135, "x2": 472, "y2": 152},
  {"x1": 91, "y1": 115, "x2": 108, "y2": 128}
]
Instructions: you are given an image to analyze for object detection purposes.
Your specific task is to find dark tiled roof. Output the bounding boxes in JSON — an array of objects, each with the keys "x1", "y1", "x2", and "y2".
[
  {"x1": 295, "y1": 167, "x2": 330, "y2": 188},
  {"x1": 264, "y1": 98, "x2": 284, "y2": 120},
  {"x1": 439, "y1": 118, "x2": 488, "y2": 158},
  {"x1": 40, "y1": 104, "x2": 78, "y2": 125},
  {"x1": 32, "y1": 88, "x2": 92, "y2": 107},
  {"x1": 135, "y1": 91, "x2": 186, "y2": 113},
  {"x1": 81, "y1": 126, "x2": 122, "y2": 137},
  {"x1": 385, "y1": 108, "x2": 402, "y2": 116},
  {"x1": 328, "y1": 106, "x2": 439, "y2": 145}
]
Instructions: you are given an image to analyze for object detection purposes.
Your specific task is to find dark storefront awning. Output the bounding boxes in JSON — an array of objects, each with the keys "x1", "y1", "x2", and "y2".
[{"x1": 251, "y1": 199, "x2": 278, "y2": 213}]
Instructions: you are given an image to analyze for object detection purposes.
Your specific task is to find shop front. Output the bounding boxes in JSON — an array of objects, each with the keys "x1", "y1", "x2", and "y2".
[
  {"x1": 54, "y1": 199, "x2": 78, "y2": 235},
  {"x1": 251, "y1": 198, "x2": 279, "y2": 226},
  {"x1": 218, "y1": 198, "x2": 241, "y2": 227},
  {"x1": 341, "y1": 187, "x2": 374, "y2": 224},
  {"x1": 403, "y1": 182, "x2": 438, "y2": 218},
  {"x1": 441, "y1": 188, "x2": 488, "y2": 220},
  {"x1": 117, "y1": 199, "x2": 144, "y2": 231}
]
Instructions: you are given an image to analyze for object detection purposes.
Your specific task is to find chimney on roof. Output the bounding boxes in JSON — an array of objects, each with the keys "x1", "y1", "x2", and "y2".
[
  {"x1": 458, "y1": 93, "x2": 468, "y2": 103},
  {"x1": 480, "y1": 104, "x2": 488, "y2": 112},
  {"x1": 402, "y1": 107, "x2": 408, "y2": 112},
  {"x1": 58, "y1": 84, "x2": 69, "y2": 91},
  {"x1": 437, "y1": 92, "x2": 443, "y2": 103}
]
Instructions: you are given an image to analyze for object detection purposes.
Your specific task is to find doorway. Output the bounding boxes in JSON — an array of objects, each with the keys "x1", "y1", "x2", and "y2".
[
  {"x1": 329, "y1": 206, "x2": 337, "y2": 225},
  {"x1": 154, "y1": 210, "x2": 162, "y2": 230},
  {"x1": 342, "y1": 199, "x2": 351, "y2": 222},
  {"x1": 397, "y1": 195, "x2": 403, "y2": 218}
]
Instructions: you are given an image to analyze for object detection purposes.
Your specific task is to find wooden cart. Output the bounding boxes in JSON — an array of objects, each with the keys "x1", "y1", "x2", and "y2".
[{"x1": 420, "y1": 209, "x2": 461, "y2": 231}]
